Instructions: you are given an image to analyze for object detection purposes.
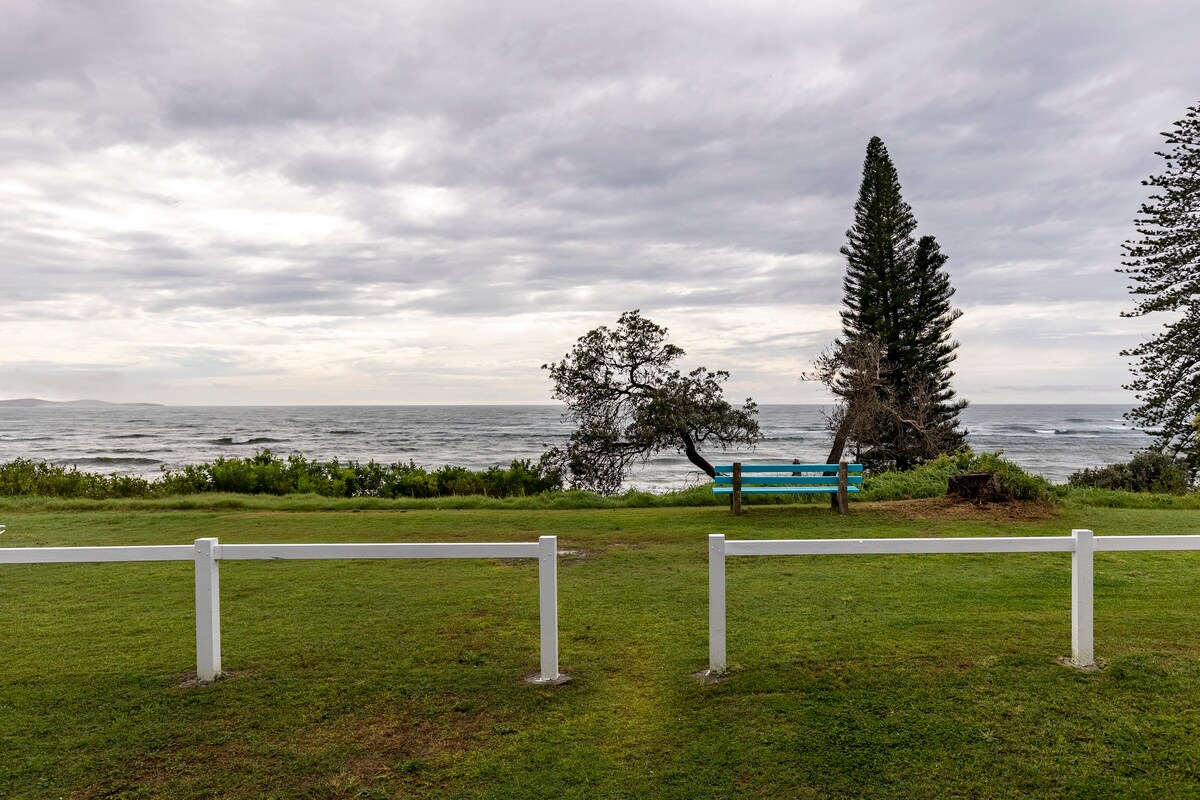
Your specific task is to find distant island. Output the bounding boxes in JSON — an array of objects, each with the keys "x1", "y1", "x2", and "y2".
[{"x1": 0, "y1": 398, "x2": 164, "y2": 407}]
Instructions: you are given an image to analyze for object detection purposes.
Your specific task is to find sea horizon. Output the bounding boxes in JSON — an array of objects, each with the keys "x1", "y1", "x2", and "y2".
[{"x1": 0, "y1": 403, "x2": 1150, "y2": 489}]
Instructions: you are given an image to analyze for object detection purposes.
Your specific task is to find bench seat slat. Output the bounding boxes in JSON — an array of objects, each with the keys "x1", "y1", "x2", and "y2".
[
  {"x1": 713, "y1": 475, "x2": 863, "y2": 486},
  {"x1": 714, "y1": 464, "x2": 863, "y2": 473}
]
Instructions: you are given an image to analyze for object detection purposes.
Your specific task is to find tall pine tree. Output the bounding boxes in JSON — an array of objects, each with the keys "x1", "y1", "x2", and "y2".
[
  {"x1": 839, "y1": 137, "x2": 918, "y2": 361},
  {"x1": 1120, "y1": 102, "x2": 1200, "y2": 481},
  {"x1": 827, "y1": 137, "x2": 966, "y2": 470},
  {"x1": 903, "y1": 235, "x2": 968, "y2": 428}
]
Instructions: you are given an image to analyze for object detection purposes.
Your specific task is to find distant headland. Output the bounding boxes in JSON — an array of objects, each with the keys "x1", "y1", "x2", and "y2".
[{"x1": 0, "y1": 398, "x2": 164, "y2": 408}]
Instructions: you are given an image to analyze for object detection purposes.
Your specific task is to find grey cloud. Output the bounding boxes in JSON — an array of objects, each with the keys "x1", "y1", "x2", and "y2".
[
  {"x1": 282, "y1": 153, "x2": 394, "y2": 187},
  {"x1": 0, "y1": 364, "x2": 142, "y2": 400},
  {"x1": 1, "y1": 0, "x2": 1197, "y2": 402},
  {"x1": 991, "y1": 385, "x2": 1123, "y2": 393},
  {"x1": 0, "y1": 1, "x2": 141, "y2": 87}
]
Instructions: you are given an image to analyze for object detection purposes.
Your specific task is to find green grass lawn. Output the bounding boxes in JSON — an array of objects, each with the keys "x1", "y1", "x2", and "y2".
[{"x1": 2, "y1": 498, "x2": 1200, "y2": 798}]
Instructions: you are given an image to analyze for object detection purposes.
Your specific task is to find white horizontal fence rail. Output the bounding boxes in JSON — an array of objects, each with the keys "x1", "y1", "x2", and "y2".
[
  {"x1": 217, "y1": 542, "x2": 540, "y2": 560},
  {"x1": 2, "y1": 536, "x2": 560, "y2": 685},
  {"x1": 708, "y1": 530, "x2": 1200, "y2": 675},
  {"x1": 0, "y1": 545, "x2": 194, "y2": 564},
  {"x1": 1094, "y1": 536, "x2": 1200, "y2": 552}
]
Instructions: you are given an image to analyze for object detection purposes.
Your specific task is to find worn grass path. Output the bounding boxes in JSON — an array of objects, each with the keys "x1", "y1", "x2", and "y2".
[{"x1": 2, "y1": 498, "x2": 1200, "y2": 798}]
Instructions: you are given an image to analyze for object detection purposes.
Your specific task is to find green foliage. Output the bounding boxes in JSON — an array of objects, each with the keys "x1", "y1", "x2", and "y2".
[
  {"x1": 1120, "y1": 101, "x2": 1200, "y2": 476},
  {"x1": 861, "y1": 451, "x2": 1052, "y2": 503},
  {"x1": 0, "y1": 451, "x2": 563, "y2": 501},
  {"x1": 858, "y1": 454, "x2": 961, "y2": 501},
  {"x1": 544, "y1": 310, "x2": 760, "y2": 494},
  {"x1": 1067, "y1": 450, "x2": 1191, "y2": 494},
  {"x1": 964, "y1": 451, "x2": 1054, "y2": 502},
  {"x1": 832, "y1": 136, "x2": 967, "y2": 471},
  {"x1": 0, "y1": 449, "x2": 1060, "y2": 509},
  {"x1": 0, "y1": 458, "x2": 156, "y2": 499}
]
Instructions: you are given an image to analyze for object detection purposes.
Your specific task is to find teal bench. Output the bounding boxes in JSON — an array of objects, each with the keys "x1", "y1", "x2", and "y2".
[{"x1": 713, "y1": 462, "x2": 863, "y2": 515}]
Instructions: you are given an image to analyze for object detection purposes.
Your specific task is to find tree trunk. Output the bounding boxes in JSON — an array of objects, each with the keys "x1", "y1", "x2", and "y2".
[
  {"x1": 825, "y1": 420, "x2": 849, "y2": 466},
  {"x1": 825, "y1": 417, "x2": 851, "y2": 510},
  {"x1": 680, "y1": 430, "x2": 716, "y2": 478}
]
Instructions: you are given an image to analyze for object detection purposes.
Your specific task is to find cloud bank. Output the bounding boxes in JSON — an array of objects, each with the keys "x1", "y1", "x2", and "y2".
[{"x1": 2, "y1": 0, "x2": 1195, "y2": 404}]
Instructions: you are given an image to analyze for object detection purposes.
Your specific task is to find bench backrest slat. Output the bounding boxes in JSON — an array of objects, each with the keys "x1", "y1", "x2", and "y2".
[
  {"x1": 713, "y1": 463, "x2": 863, "y2": 474},
  {"x1": 713, "y1": 475, "x2": 864, "y2": 486}
]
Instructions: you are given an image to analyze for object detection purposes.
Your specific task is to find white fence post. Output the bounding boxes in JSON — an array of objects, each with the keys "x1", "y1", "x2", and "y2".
[
  {"x1": 709, "y1": 534, "x2": 726, "y2": 674},
  {"x1": 194, "y1": 537, "x2": 222, "y2": 684},
  {"x1": 1071, "y1": 529, "x2": 1095, "y2": 668},
  {"x1": 537, "y1": 535, "x2": 559, "y2": 682}
]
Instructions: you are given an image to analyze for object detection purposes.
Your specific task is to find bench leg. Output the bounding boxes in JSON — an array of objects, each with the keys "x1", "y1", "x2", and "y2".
[
  {"x1": 732, "y1": 462, "x2": 743, "y2": 516},
  {"x1": 836, "y1": 461, "x2": 849, "y2": 515}
]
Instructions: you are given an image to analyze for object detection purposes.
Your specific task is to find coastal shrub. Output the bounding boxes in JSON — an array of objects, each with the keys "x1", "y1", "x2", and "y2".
[
  {"x1": 861, "y1": 450, "x2": 1052, "y2": 502},
  {"x1": 0, "y1": 448, "x2": 1058, "y2": 504},
  {"x1": 1067, "y1": 450, "x2": 1190, "y2": 494},
  {"x1": 0, "y1": 459, "x2": 156, "y2": 499},
  {"x1": 0, "y1": 450, "x2": 564, "y2": 500},
  {"x1": 859, "y1": 455, "x2": 960, "y2": 501},
  {"x1": 433, "y1": 465, "x2": 486, "y2": 496},
  {"x1": 483, "y1": 457, "x2": 564, "y2": 497},
  {"x1": 966, "y1": 451, "x2": 1053, "y2": 502}
]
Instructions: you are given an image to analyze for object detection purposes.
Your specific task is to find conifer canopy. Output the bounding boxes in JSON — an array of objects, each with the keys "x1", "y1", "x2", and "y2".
[
  {"x1": 827, "y1": 136, "x2": 966, "y2": 470},
  {"x1": 1120, "y1": 102, "x2": 1200, "y2": 481}
]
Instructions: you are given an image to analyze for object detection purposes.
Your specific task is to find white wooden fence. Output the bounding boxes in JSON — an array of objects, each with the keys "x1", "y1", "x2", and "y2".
[
  {"x1": 708, "y1": 530, "x2": 1200, "y2": 674},
  {"x1": 0, "y1": 536, "x2": 561, "y2": 685}
]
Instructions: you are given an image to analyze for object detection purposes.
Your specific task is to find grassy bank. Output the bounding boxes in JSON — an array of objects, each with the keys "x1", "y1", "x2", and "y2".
[{"x1": 3, "y1": 500, "x2": 1200, "y2": 798}]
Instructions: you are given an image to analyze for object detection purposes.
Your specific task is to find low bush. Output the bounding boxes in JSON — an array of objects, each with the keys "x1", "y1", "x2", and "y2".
[
  {"x1": 1067, "y1": 450, "x2": 1191, "y2": 494},
  {"x1": 966, "y1": 451, "x2": 1055, "y2": 502},
  {"x1": 862, "y1": 450, "x2": 1052, "y2": 503},
  {"x1": 0, "y1": 448, "x2": 1055, "y2": 505},
  {"x1": 0, "y1": 459, "x2": 156, "y2": 499},
  {"x1": 0, "y1": 451, "x2": 564, "y2": 500}
]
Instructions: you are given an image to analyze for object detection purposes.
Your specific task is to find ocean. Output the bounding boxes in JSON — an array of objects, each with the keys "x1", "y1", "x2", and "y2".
[{"x1": 0, "y1": 404, "x2": 1151, "y2": 491}]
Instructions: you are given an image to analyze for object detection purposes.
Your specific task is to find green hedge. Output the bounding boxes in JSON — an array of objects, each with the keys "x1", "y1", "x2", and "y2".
[
  {"x1": 1067, "y1": 450, "x2": 1192, "y2": 494},
  {"x1": 0, "y1": 451, "x2": 563, "y2": 500},
  {"x1": 0, "y1": 448, "x2": 1056, "y2": 504}
]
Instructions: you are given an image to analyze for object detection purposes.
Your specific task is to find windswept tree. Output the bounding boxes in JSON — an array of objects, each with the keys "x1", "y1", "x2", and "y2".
[
  {"x1": 807, "y1": 336, "x2": 965, "y2": 470},
  {"x1": 544, "y1": 310, "x2": 761, "y2": 494},
  {"x1": 821, "y1": 137, "x2": 966, "y2": 470},
  {"x1": 1120, "y1": 102, "x2": 1200, "y2": 481}
]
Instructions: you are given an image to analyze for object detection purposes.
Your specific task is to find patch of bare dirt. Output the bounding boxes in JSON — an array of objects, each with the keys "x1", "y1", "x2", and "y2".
[
  {"x1": 864, "y1": 496, "x2": 1060, "y2": 522},
  {"x1": 298, "y1": 697, "x2": 507, "y2": 793},
  {"x1": 555, "y1": 547, "x2": 594, "y2": 561},
  {"x1": 495, "y1": 547, "x2": 595, "y2": 567},
  {"x1": 173, "y1": 668, "x2": 250, "y2": 689}
]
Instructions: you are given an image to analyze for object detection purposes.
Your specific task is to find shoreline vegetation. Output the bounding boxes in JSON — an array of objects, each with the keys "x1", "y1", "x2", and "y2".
[{"x1": 1, "y1": 449, "x2": 1195, "y2": 510}]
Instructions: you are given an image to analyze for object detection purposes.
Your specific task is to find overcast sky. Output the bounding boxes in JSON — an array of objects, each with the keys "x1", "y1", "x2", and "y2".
[{"x1": 3, "y1": 0, "x2": 1197, "y2": 405}]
